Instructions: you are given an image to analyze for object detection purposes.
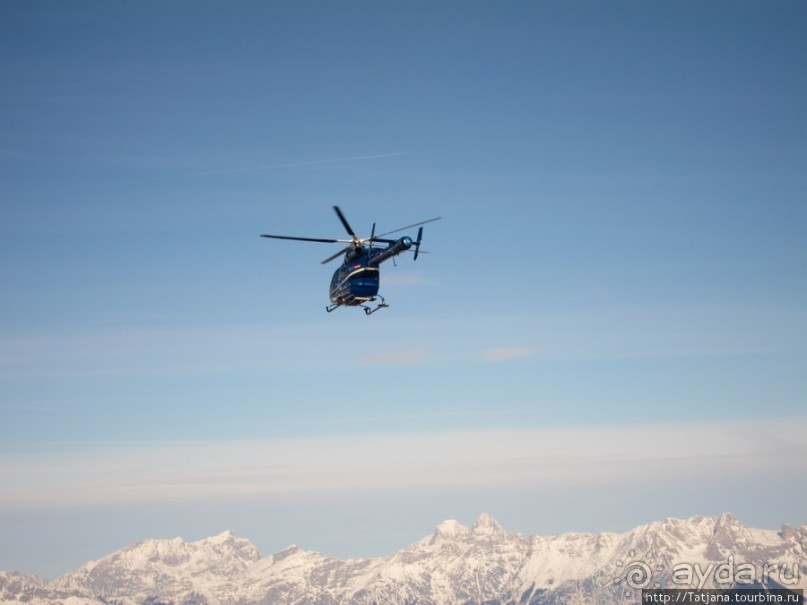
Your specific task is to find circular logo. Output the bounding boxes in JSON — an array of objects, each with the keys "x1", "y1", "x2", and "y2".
[{"x1": 613, "y1": 550, "x2": 663, "y2": 596}]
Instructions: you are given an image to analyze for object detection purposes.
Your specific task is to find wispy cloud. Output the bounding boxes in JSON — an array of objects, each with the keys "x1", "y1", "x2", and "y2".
[
  {"x1": 2, "y1": 418, "x2": 805, "y2": 512},
  {"x1": 0, "y1": 322, "x2": 347, "y2": 380},
  {"x1": 359, "y1": 346, "x2": 433, "y2": 365},
  {"x1": 182, "y1": 152, "x2": 410, "y2": 177},
  {"x1": 480, "y1": 347, "x2": 535, "y2": 362}
]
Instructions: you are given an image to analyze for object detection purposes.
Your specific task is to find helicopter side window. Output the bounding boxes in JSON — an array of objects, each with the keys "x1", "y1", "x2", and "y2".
[{"x1": 353, "y1": 268, "x2": 376, "y2": 280}]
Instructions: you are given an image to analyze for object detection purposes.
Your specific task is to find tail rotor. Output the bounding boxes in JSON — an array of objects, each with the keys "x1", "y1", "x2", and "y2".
[{"x1": 413, "y1": 226, "x2": 424, "y2": 261}]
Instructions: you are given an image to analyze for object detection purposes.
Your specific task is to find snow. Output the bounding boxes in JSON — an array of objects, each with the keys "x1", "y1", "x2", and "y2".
[
  {"x1": 4, "y1": 513, "x2": 805, "y2": 604},
  {"x1": 432, "y1": 519, "x2": 468, "y2": 541}
]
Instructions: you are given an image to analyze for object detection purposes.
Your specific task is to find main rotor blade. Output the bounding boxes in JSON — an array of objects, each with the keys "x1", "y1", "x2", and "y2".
[
  {"x1": 333, "y1": 206, "x2": 358, "y2": 241},
  {"x1": 321, "y1": 245, "x2": 351, "y2": 264},
  {"x1": 261, "y1": 234, "x2": 343, "y2": 243},
  {"x1": 373, "y1": 216, "x2": 441, "y2": 240}
]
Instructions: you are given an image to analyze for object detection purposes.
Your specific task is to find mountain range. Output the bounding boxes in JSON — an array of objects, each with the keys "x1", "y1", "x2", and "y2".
[{"x1": 1, "y1": 513, "x2": 804, "y2": 604}]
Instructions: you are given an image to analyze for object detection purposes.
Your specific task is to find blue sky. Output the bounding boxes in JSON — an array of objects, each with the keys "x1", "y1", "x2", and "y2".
[{"x1": 1, "y1": 1, "x2": 806, "y2": 579}]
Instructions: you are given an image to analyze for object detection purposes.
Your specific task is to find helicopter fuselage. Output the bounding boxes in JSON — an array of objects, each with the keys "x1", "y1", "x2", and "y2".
[{"x1": 329, "y1": 237, "x2": 413, "y2": 306}]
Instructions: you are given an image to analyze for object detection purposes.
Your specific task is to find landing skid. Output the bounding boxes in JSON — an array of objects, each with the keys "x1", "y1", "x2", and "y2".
[
  {"x1": 361, "y1": 296, "x2": 389, "y2": 315},
  {"x1": 325, "y1": 296, "x2": 389, "y2": 315}
]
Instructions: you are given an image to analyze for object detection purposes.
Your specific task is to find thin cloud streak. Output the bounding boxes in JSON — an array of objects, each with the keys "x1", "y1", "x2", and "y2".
[
  {"x1": 481, "y1": 347, "x2": 535, "y2": 362},
  {"x1": 5, "y1": 303, "x2": 800, "y2": 380},
  {"x1": 0, "y1": 323, "x2": 344, "y2": 380},
  {"x1": 359, "y1": 346, "x2": 433, "y2": 365},
  {"x1": 2, "y1": 418, "x2": 804, "y2": 512},
  {"x1": 182, "y1": 152, "x2": 411, "y2": 177}
]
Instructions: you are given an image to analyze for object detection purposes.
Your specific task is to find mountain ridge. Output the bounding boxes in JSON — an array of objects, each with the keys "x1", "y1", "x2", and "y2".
[{"x1": 1, "y1": 513, "x2": 804, "y2": 604}]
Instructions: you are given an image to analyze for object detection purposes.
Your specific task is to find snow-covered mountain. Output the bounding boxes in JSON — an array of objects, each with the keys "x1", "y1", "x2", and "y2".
[{"x1": 2, "y1": 513, "x2": 804, "y2": 604}]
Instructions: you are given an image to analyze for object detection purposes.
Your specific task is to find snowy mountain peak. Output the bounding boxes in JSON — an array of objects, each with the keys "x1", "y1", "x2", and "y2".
[
  {"x1": 715, "y1": 511, "x2": 739, "y2": 529},
  {"x1": 198, "y1": 530, "x2": 262, "y2": 560},
  {"x1": 207, "y1": 530, "x2": 237, "y2": 543},
  {"x1": 432, "y1": 519, "x2": 468, "y2": 541},
  {"x1": 427, "y1": 515, "x2": 507, "y2": 544},
  {"x1": 780, "y1": 524, "x2": 797, "y2": 540},
  {"x1": 271, "y1": 545, "x2": 305, "y2": 561},
  {"x1": 5, "y1": 513, "x2": 805, "y2": 605},
  {"x1": 473, "y1": 512, "x2": 504, "y2": 535},
  {"x1": 47, "y1": 530, "x2": 262, "y2": 601}
]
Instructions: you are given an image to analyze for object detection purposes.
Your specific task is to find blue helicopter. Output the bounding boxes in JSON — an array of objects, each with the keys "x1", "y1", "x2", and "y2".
[{"x1": 261, "y1": 206, "x2": 440, "y2": 314}]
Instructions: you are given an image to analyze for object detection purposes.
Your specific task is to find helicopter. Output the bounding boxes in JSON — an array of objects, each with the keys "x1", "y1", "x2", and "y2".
[{"x1": 261, "y1": 206, "x2": 440, "y2": 315}]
